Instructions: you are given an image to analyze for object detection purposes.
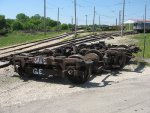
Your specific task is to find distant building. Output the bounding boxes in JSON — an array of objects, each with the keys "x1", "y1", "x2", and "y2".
[{"x1": 124, "y1": 19, "x2": 150, "y2": 32}]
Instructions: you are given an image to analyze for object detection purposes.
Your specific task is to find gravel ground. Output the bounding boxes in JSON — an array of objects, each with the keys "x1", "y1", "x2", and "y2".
[
  {"x1": 4, "y1": 72, "x2": 150, "y2": 113},
  {"x1": 104, "y1": 35, "x2": 138, "y2": 45},
  {"x1": 0, "y1": 35, "x2": 149, "y2": 109},
  {"x1": 0, "y1": 63, "x2": 149, "y2": 107}
]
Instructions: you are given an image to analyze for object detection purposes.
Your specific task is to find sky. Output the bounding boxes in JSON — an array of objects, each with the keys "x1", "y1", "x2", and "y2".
[{"x1": 0, "y1": 0, "x2": 150, "y2": 25}]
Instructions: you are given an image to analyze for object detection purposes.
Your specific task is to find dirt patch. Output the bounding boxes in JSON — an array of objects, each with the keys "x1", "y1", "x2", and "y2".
[{"x1": 104, "y1": 35, "x2": 138, "y2": 45}]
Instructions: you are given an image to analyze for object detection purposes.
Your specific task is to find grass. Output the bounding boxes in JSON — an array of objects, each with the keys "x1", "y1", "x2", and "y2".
[
  {"x1": 0, "y1": 30, "x2": 69, "y2": 48},
  {"x1": 130, "y1": 33, "x2": 150, "y2": 58}
]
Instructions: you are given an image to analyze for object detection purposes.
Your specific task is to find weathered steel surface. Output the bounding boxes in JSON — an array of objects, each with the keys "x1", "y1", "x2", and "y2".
[
  {"x1": 0, "y1": 31, "x2": 140, "y2": 84},
  {"x1": 3, "y1": 41, "x2": 140, "y2": 84}
]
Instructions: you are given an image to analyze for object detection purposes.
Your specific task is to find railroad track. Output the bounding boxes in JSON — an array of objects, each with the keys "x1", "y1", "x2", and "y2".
[
  {"x1": 42, "y1": 35, "x2": 106, "y2": 51},
  {"x1": 0, "y1": 33, "x2": 73, "y2": 54},
  {"x1": 0, "y1": 31, "x2": 138, "y2": 61},
  {"x1": 38, "y1": 31, "x2": 137, "y2": 50},
  {"x1": 0, "y1": 32, "x2": 73, "y2": 51},
  {"x1": 0, "y1": 34, "x2": 99, "y2": 59},
  {"x1": 0, "y1": 31, "x2": 124, "y2": 54}
]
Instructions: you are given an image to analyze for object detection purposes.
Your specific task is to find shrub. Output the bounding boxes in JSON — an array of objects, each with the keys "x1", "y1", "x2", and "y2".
[{"x1": 12, "y1": 21, "x2": 23, "y2": 30}]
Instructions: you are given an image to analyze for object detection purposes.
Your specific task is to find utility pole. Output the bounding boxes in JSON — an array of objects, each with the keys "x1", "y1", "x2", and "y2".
[
  {"x1": 74, "y1": 0, "x2": 77, "y2": 36},
  {"x1": 116, "y1": 18, "x2": 118, "y2": 27},
  {"x1": 71, "y1": 17, "x2": 73, "y2": 32},
  {"x1": 77, "y1": 18, "x2": 78, "y2": 27},
  {"x1": 99, "y1": 15, "x2": 101, "y2": 31},
  {"x1": 85, "y1": 15, "x2": 88, "y2": 31},
  {"x1": 119, "y1": 10, "x2": 122, "y2": 31},
  {"x1": 93, "y1": 6, "x2": 96, "y2": 34},
  {"x1": 72, "y1": 17, "x2": 73, "y2": 25},
  {"x1": 144, "y1": 4, "x2": 146, "y2": 37},
  {"x1": 57, "y1": 7, "x2": 60, "y2": 32},
  {"x1": 73, "y1": 0, "x2": 77, "y2": 53},
  {"x1": 143, "y1": 4, "x2": 147, "y2": 58},
  {"x1": 121, "y1": 0, "x2": 125, "y2": 37},
  {"x1": 44, "y1": 0, "x2": 46, "y2": 36}
]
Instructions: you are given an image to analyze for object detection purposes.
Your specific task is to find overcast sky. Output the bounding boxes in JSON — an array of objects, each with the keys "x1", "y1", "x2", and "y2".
[{"x1": 0, "y1": 0, "x2": 150, "y2": 25}]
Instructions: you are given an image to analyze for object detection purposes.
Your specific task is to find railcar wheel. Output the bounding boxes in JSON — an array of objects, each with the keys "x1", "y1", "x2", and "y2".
[
  {"x1": 118, "y1": 53, "x2": 126, "y2": 69},
  {"x1": 85, "y1": 49, "x2": 103, "y2": 61},
  {"x1": 69, "y1": 54, "x2": 84, "y2": 60},
  {"x1": 18, "y1": 67, "x2": 33, "y2": 78},
  {"x1": 85, "y1": 50, "x2": 103, "y2": 74},
  {"x1": 78, "y1": 44, "x2": 87, "y2": 50},
  {"x1": 66, "y1": 67, "x2": 90, "y2": 84},
  {"x1": 66, "y1": 55, "x2": 91, "y2": 84}
]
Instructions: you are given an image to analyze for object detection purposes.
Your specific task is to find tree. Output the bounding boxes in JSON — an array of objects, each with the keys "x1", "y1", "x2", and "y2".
[
  {"x1": 38, "y1": 22, "x2": 44, "y2": 30},
  {"x1": 30, "y1": 14, "x2": 42, "y2": 30},
  {"x1": 0, "y1": 15, "x2": 6, "y2": 30},
  {"x1": 16, "y1": 13, "x2": 29, "y2": 22},
  {"x1": 23, "y1": 22, "x2": 34, "y2": 30},
  {"x1": 0, "y1": 13, "x2": 68, "y2": 32},
  {"x1": 30, "y1": 14, "x2": 41, "y2": 25},
  {"x1": 31, "y1": 14, "x2": 41, "y2": 20},
  {"x1": 61, "y1": 24, "x2": 69, "y2": 30},
  {"x1": 46, "y1": 17, "x2": 57, "y2": 27},
  {"x1": 12, "y1": 21, "x2": 23, "y2": 30},
  {"x1": 68, "y1": 24, "x2": 73, "y2": 30},
  {"x1": 6, "y1": 19, "x2": 15, "y2": 30}
]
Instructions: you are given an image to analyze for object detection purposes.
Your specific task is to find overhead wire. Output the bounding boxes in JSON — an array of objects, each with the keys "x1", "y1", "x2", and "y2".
[{"x1": 45, "y1": 0, "x2": 150, "y2": 25}]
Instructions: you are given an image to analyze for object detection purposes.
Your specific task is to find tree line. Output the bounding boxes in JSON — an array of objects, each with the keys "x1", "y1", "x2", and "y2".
[{"x1": 0, "y1": 13, "x2": 72, "y2": 35}]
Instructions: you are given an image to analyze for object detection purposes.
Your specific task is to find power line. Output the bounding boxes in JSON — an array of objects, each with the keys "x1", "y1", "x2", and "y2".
[
  {"x1": 95, "y1": 11, "x2": 115, "y2": 18},
  {"x1": 76, "y1": 3, "x2": 92, "y2": 8},
  {"x1": 81, "y1": 0, "x2": 95, "y2": 5}
]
